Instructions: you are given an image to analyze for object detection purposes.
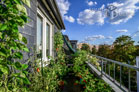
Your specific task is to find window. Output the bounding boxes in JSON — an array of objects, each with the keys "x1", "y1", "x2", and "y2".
[
  {"x1": 37, "y1": 15, "x2": 42, "y2": 58},
  {"x1": 46, "y1": 23, "x2": 50, "y2": 57},
  {"x1": 37, "y1": 8, "x2": 53, "y2": 61}
]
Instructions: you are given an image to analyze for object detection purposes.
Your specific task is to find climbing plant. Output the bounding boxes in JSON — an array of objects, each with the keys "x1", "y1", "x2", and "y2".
[
  {"x1": 54, "y1": 31, "x2": 66, "y2": 62},
  {"x1": 0, "y1": 0, "x2": 31, "y2": 91},
  {"x1": 54, "y1": 31, "x2": 68, "y2": 78},
  {"x1": 72, "y1": 50, "x2": 113, "y2": 92},
  {"x1": 28, "y1": 31, "x2": 68, "y2": 92}
]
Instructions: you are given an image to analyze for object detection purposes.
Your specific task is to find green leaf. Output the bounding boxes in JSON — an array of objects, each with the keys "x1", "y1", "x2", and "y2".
[
  {"x1": 22, "y1": 64, "x2": 28, "y2": 70},
  {"x1": 17, "y1": 19, "x2": 24, "y2": 24},
  {"x1": 15, "y1": 52, "x2": 23, "y2": 59},
  {"x1": 16, "y1": 4, "x2": 27, "y2": 15},
  {"x1": 0, "y1": 65, "x2": 9, "y2": 74},
  {"x1": 23, "y1": 47, "x2": 29, "y2": 52},
  {"x1": 23, "y1": 71, "x2": 28, "y2": 75},
  {"x1": 14, "y1": 62, "x2": 22, "y2": 70},
  {"x1": 0, "y1": 48, "x2": 7, "y2": 57},
  {"x1": 22, "y1": 37, "x2": 27, "y2": 44},
  {"x1": 22, "y1": 0, "x2": 31, "y2": 7},
  {"x1": 21, "y1": 15, "x2": 28, "y2": 23},
  {"x1": 14, "y1": 0, "x2": 21, "y2": 4},
  {"x1": 16, "y1": 4, "x2": 24, "y2": 11},
  {"x1": 18, "y1": 33, "x2": 23, "y2": 41},
  {"x1": 11, "y1": 73, "x2": 20, "y2": 77},
  {"x1": 13, "y1": 29, "x2": 18, "y2": 33},
  {"x1": 0, "y1": 32, "x2": 2, "y2": 38},
  {"x1": 0, "y1": 24, "x2": 7, "y2": 31},
  {"x1": 26, "y1": 0, "x2": 31, "y2": 7},
  {"x1": 0, "y1": 58, "x2": 3, "y2": 63},
  {"x1": 0, "y1": 51, "x2": 6, "y2": 57},
  {"x1": 22, "y1": 77, "x2": 31, "y2": 84},
  {"x1": 20, "y1": 73, "x2": 26, "y2": 78},
  {"x1": 10, "y1": 46, "x2": 18, "y2": 51}
]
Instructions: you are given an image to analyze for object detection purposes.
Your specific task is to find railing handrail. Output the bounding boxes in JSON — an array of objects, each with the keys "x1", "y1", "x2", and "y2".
[{"x1": 91, "y1": 54, "x2": 139, "y2": 71}]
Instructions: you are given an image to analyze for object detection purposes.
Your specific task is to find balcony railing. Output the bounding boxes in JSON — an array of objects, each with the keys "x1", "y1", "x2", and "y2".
[{"x1": 87, "y1": 55, "x2": 139, "y2": 92}]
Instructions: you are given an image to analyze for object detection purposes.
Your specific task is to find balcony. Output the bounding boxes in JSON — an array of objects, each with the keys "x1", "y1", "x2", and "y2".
[{"x1": 0, "y1": 0, "x2": 139, "y2": 92}]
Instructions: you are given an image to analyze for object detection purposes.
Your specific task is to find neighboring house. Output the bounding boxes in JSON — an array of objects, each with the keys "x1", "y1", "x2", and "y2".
[
  {"x1": 63, "y1": 35, "x2": 72, "y2": 55},
  {"x1": 70, "y1": 40, "x2": 78, "y2": 50},
  {"x1": 63, "y1": 35, "x2": 76, "y2": 54},
  {"x1": 19, "y1": 0, "x2": 65, "y2": 62}
]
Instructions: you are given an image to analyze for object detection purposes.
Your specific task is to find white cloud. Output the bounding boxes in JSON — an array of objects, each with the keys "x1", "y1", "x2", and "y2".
[
  {"x1": 56, "y1": 0, "x2": 75, "y2": 23},
  {"x1": 64, "y1": 16, "x2": 75, "y2": 23},
  {"x1": 100, "y1": 4, "x2": 105, "y2": 10},
  {"x1": 85, "y1": 36, "x2": 95, "y2": 41},
  {"x1": 56, "y1": 0, "x2": 70, "y2": 16},
  {"x1": 106, "y1": 36, "x2": 113, "y2": 39},
  {"x1": 94, "y1": 2, "x2": 97, "y2": 5},
  {"x1": 116, "y1": 29, "x2": 128, "y2": 33},
  {"x1": 108, "y1": 0, "x2": 139, "y2": 24},
  {"x1": 62, "y1": 30, "x2": 66, "y2": 33},
  {"x1": 84, "y1": 35, "x2": 105, "y2": 41},
  {"x1": 77, "y1": 8, "x2": 105, "y2": 25},
  {"x1": 86, "y1": 1, "x2": 97, "y2": 6},
  {"x1": 133, "y1": 34, "x2": 137, "y2": 37},
  {"x1": 87, "y1": 1, "x2": 93, "y2": 6},
  {"x1": 92, "y1": 35, "x2": 105, "y2": 39},
  {"x1": 77, "y1": 0, "x2": 139, "y2": 25},
  {"x1": 133, "y1": 31, "x2": 139, "y2": 37}
]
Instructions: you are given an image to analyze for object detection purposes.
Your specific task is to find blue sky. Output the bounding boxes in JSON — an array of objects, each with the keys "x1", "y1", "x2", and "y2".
[{"x1": 56, "y1": 0, "x2": 139, "y2": 45}]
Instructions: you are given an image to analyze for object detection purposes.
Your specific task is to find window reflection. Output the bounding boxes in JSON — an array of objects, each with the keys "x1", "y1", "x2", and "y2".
[
  {"x1": 37, "y1": 15, "x2": 42, "y2": 58},
  {"x1": 46, "y1": 23, "x2": 50, "y2": 57}
]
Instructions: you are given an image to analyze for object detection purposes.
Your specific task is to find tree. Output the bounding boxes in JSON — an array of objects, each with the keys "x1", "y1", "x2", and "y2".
[
  {"x1": 113, "y1": 35, "x2": 136, "y2": 64},
  {"x1": 92, "y1": 46, "x2": 97, "y2": 55},
  {"x1": 97, "y1": 44, "x2": 111, "y2": 58},
  {"x1": 135, "y1": 45, "x2": 139, "y2": 56},
  {"x1": 81, "y1": 43, "x2": 90, "y2": 52}
]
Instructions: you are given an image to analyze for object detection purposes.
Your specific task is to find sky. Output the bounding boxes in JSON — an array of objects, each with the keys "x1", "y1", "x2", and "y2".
[{"x1": 56, "y1": 0, "x2": 139, "y2": 45}]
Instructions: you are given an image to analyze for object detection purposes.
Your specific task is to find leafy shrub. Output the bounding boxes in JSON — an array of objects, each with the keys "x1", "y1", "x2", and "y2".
[{"x1": 72, "y1": 50, "x2": 113, "y2": 92}]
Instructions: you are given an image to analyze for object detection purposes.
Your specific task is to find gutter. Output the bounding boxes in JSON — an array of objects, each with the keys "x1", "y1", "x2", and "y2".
[
  {"x1": 45, "y1": 0, "x2": 65, "y2": 30},
  {"x1": 53, "y1": 0, "x2": 65, "y2": 29}
]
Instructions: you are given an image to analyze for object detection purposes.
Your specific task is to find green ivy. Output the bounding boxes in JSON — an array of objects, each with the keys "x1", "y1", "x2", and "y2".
[
  {"x1": 54, "y1": 31, "x2": 66, "y2": 63},
  {"x1": 0, "y1": 0, "x2": 30, "y2": 91}
]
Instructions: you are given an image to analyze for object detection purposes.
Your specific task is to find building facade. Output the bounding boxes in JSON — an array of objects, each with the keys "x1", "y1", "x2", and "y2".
[
  {"x1": 19, "y1": 0, "x2": 65, "y2": 62},
  {"x1": 70, "y1": 40, "x2": 78, "y2": 50}
]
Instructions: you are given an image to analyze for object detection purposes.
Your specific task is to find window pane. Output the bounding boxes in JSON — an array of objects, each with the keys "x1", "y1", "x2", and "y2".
[
  {"x1": 46, "y1": 23, "x2": 50, "y2": 57},
  {"x1": 37, "y1": 15, "x2": 42, "y2": 58}
]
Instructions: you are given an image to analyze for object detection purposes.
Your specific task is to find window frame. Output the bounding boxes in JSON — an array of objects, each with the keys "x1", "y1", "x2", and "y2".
[{"x1": 37, "y1": 8, "x2": 53, "y2": 61}]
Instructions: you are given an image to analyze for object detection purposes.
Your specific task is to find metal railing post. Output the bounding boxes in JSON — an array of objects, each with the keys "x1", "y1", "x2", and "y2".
[
  {"x1": 114, "y1": 63, "x2": 115, "y2": 82},
  {"x1": 109, "y1": 62, "x2": 110, "y2": 76},
  {"x1": 136, "y1": 56, "x2": 139, "y2": 92},
  {"x1": 105, "y1": 61, "x2": 106, "y2": 73},
  {"x1": 120, "y1": 65, "x2": 122, "y2": 87},
  {"x1": 101, "y1": 59, "x2": 103, "y2": 76},
  {"x1": 128, "y1": 68, "x2": 131, "y2": 92},
  {"x1": 128, "y1": 61, "x2": 131, "y2": 92}
]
